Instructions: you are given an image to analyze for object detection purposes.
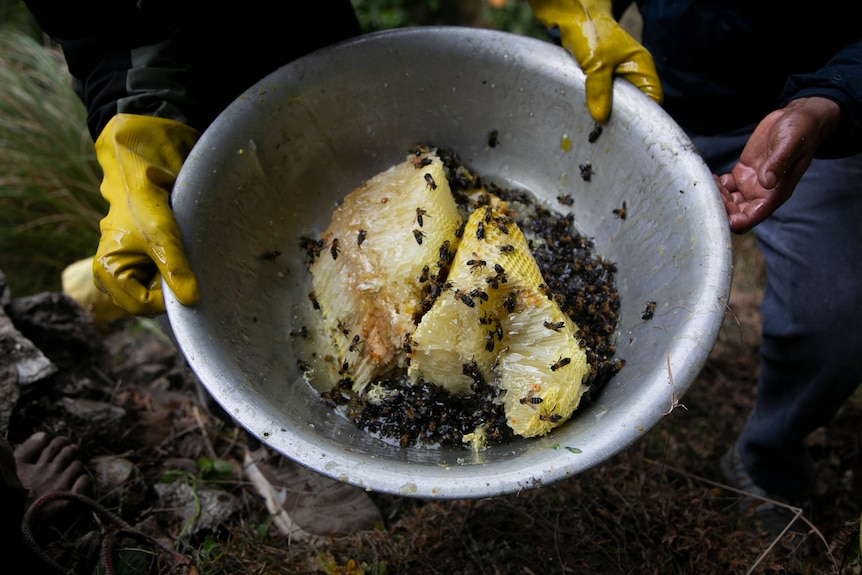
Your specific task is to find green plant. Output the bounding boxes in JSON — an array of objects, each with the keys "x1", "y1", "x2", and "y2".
[
  {"x1": 482, "y1": 0, "x2": 547, "y2": 39},
  {"x1": 0, "y1": 28, "x2": 103, "y2": 297}
]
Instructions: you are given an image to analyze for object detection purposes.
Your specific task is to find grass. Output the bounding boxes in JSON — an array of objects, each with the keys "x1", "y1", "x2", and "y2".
[{"x1": 0, "y1": 28, "x2": 103, "y2": 297}]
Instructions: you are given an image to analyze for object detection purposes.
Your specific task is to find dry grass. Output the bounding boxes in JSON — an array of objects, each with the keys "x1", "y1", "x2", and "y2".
[{"x1": 0, "y1": 28, "x2": 103, "y2": 297}]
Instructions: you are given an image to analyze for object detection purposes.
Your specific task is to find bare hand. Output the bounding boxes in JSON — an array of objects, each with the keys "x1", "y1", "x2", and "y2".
[{"x1": 716, "y1": 97, "x2": 840, "y2": 233}]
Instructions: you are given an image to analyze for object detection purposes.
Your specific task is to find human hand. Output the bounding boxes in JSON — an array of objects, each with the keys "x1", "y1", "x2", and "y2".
[
  {"x1": 716, "y1": 97, "x2": 841, "y2": 233},
  {"x1": 529, "y1": 0, "x2": 663, "y2": 123},
  {"x1": 93, "y1": 114, "x2": 200, "y2": 316}
]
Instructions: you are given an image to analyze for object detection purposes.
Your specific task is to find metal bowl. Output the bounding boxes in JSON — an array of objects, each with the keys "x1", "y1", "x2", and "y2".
[{"x1": 166, "y1": 27, "x2": 732, "y2": 498}]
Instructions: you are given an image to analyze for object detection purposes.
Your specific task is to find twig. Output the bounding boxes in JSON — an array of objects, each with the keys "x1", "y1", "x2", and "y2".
[
  {"x1": 656, "y1": 326, "x2": 687, "y2": 415},
  {"x1": 644, "y1": 458, "x2": 839, "y2": 575},
  {"x1": 718, "y1": 296, "x2": 744, "y2": 349},
  {"x1": 192, "y1": 405, "x2": 218, "y2": 460}
]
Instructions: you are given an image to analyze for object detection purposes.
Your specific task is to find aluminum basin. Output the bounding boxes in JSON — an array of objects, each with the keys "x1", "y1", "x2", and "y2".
[{"x1": 166, "y1": 27, "x2": 732, "y2": 498}]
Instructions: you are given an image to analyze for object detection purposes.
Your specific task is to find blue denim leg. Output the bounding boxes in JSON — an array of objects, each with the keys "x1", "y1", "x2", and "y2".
[{"x1": 690, "y1": 130, "x2": 862, "y2": 501}]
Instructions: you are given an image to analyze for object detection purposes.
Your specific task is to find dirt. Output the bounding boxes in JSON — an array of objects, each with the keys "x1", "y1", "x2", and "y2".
[{"x1": 2, "y1": 232, "x2": 861, "y2": 575}]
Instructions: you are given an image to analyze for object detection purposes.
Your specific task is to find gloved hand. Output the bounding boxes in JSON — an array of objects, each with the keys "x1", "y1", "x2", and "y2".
[
  {"x1": 529, "y1": 0, "x2": 663, "y2": 123},
  {"x1": 93, "y1": 113, "x2": 200, "y2": 317},
  {"x1": 62, "y1": 256, "x2": 132, "y2": 325}
]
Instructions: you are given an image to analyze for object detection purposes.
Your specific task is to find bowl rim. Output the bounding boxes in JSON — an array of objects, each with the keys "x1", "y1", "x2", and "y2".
[{"x1": 166, "y1": 26, "x2": 733, "y2": 499}]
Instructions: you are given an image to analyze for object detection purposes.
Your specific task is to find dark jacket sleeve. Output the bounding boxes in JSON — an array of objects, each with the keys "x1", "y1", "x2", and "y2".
[
  {"x1": 22, "y1": 1, "x2": 362, "y2": 140},
  {"x1": 781, "y1": 37, "x2": 862, "y2": 159},
  {"x1": 22, "y1": 0, "x2": 194, "y2": 140}
]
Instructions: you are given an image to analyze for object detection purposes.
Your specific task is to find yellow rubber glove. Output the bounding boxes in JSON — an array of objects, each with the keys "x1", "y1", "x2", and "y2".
[
  {"x1": 62, "y1": 256, "x2": 132, "y2": 325},
  {"x1": 93, "y1": 113, "x2": 200, "y2": 317},
  {"x1": 529, "y1": 0, "x2": 663, "y2": 123}
]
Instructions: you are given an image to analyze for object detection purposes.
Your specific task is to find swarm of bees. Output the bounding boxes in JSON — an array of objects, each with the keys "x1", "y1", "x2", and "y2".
[{"x1": 300, "y1": 145, "x2": 623, "y2": 449}]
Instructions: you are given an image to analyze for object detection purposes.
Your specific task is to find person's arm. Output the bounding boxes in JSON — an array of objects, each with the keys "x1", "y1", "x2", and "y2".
[
  {"x1": 716, "y1": 97, "x2": 841, "y2": 234},
  {"x1": 716, "y1": 38, "x2": 862, "y2": 234},
  {"x1": 23, "y1": 1, "x2": 200, "y2": 316},
  {"x1": 781, "y1": 38, "x2": 862, "y2": 159},
  {"x1": 22, "y1": 1, "x2": 194, "y2": 137}
]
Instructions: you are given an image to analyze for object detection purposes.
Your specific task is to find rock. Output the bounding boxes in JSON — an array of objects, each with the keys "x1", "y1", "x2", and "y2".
[
  {"x1": 89, "y1": 455, "x2": 147, "y2": 513},
  {"x1": 0, "y1": 270, "x2": 57, "y2": 432},
  {"x1": 154, "y1": 479, "x2": 242, "y2": 536},
  {"x1": 6, "y1": 290, "x2": 105, "y2": 371}
]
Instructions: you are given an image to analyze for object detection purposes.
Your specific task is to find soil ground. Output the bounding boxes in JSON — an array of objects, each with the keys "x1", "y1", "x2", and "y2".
[{"x1": 3, "y1": 231, "x2": 862, "y2": 575}]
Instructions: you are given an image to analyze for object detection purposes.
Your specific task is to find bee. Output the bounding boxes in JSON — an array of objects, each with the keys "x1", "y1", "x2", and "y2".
[
  {"x1": 488, "y1": 129, "x2": 499, "y2": 148},
  {"x1": 476, "y1": 220, "x2": 486, "y2": 240},
  {"x1": 289, "y1": 326, "x2": 309, "y2": 338},
  {"x1": 357, "y1": 228, "x2": 368, "y2": 246},
  {"x1": 463, "y1": 360, "x2": 484, "y2": 390},
  {"x1": 349, "y1": 334, "x2": 363, "y2": 352},
  {"x1": 539, "y1": 411, "x2": 563, "y2": 423},
  {"x1": 413, "y1": 229, "x2": 426, "y2": 245},
  {"x1": 483, "y1": 206, "x2": 493, "y2": 223},
  {"x1": 454, "y1": 223, "x2": 465, "y2": 239},
  {"x1": 485, "y1": 330, "x2": 496, "y2": 352},
  {"x1": 579, "y1": 162, "x2": 595, "y2": 181},
  {"x1": 424, "y1": 173, "x2": 437, "y2": 190},
  {"x1": 411, "y1": 155, "x2": 432, "y2": 169},
  {"x1": 642, "y1": 300, "x2": 657, "y2": 320},
  {"x1": 467, "y1": 252, "x2": 487, "y2": 273},
  {"x1": 297, "y1": 359, "x2": 311, "y2": 374},
  {"x1": 438, "y1": 240, "x2": 451, "y2": 262},
  {"x1": 416, "y1": 207, "x2": 429, "y2": 227},
  {"x1": 613, "y1": 201, "x2": 627, "y2": 220},
  {"x1": 499, "y1": 244, "x2": 515, "y2": 254},
  {"x1": 337, "y1": 319, "x2": 350, "y2": 336},
  {"x1": 469, "y1": 288, "x2": 488, "y2": 302},
  {"x1": 329, "y1": 238, "x2": 341, "y2": 260},
  {"x1": 403, "y1": 332, "x2": 415, "y2": 354},
  {"x1": 544, "y1": 320, "x2": 565, "y2": 331},
  {"x1": 409, "y1": 143, "x2": 431, "y2": 156},
  {"x1": 588, "y1": 122, "x2": 603, "y2": 143},
  {"x1": 503, "y1": 292, "x2": 517, "y2": 314},
  {"x1": 487, "y1": 265, "x2": 508, "y2": 289},
  {"x1": 539, "y1": 283, "x2": 554, "y2": 300},
  {"x1": 550, "y1": 356, "x2": 571, "y2": 371},
  {"x1": 519, "y1": 386, "x2": 543, "y2": 408},
  {"x1": 338, "y1": 361, "x2": 350, "y2": 375},
  {"x1": 427, "y1": 279, "x2": 451, "y2": 299},
  {"x1": 418, "y1": 264, "x2": 430, "y2": 283},
  {"x1": 308, "y1": 292, "x2": 320, "y2": 310},
  {"x1": 258, "y1": 249, "x2": 281, "y2": 262},
  {"x1": 557, "y1": 193, "x2": 574, "y2": 206},
  {"x1": 300, "y1": 235, "x2": 324, "y2": 263},
  {"x1": 454, "y1": 289, "x2": 475, "y2": 308}
]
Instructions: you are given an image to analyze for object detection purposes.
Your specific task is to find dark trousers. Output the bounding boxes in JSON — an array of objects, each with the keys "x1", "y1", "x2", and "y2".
[{"x1": 691, "y1": 127, "x2": 862, "y2": 501}]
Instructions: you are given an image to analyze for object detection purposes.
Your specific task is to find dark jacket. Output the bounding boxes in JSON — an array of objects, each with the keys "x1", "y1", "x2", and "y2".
[
  {"x1": 615, "y1": 0, "x2": 862, "y2": 157},
  {"x1": 22, "y1": 1, "x2": 361, "y2": 139}
]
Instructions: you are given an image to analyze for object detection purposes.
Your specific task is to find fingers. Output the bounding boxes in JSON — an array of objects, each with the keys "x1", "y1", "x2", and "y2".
[
  {"x1": 93, "y1": 235, "x2": 199, "y2": 315},
  {"x1": 93, "y1": 254, "x2": 164, "y2": 316},
  {"x1": 158, "y1": 252, "x2": 200, "y2": 308},
  {"x1": 584, "y1": 70, "x2": 613, "y2": 124},
  {"x1": 12, "y1": 430, "x2": 51, "y2": 465},
  {"x1": 13, "y1": 433, "x2": 92, "y2": 499}
]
